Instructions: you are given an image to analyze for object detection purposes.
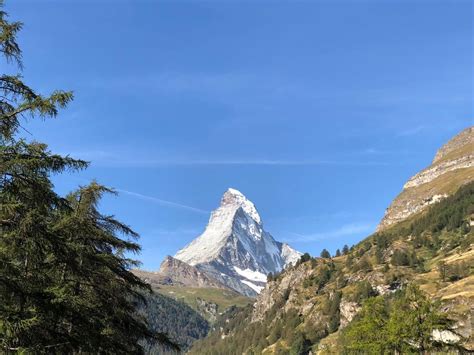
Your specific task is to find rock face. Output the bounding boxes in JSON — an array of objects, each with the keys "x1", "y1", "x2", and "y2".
[
  {"x1": 251, "y1": 262, "x2": 312, "y2": 323},
  {"x1": 133, "y1": 256, "x2": 229, "y2": 290},
  {"x1": 174, "y1": 188, "x2": 302, "y2": 296},
  {"x1": 339, "y1": 299, "x2": 360, "y2": 329},
  {"x1": 157, "y1": 255, "x2": 229, "y2": 289},
  {"x1": 377, "y1": 126, "x2": 474, "y2": 231}
]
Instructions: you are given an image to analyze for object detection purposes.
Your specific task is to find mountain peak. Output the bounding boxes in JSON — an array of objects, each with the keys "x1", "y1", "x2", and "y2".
[
  {"x1": 225, "y1": 187, "x2": 244, "y2": 196},
  {"x1": 221, "y1": 188, "x2": 261, "y2": 224},
  {"x1": 174, "y1": 188, "x2": 302, "y2": 296}
]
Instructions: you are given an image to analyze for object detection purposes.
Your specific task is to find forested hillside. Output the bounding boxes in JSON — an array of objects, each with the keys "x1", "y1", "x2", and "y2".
[
  {"x1": 190, "y1": 181, "x2": 474, "y2": 354},
  {"x1": 137, "y1": 291, "x2": 209, "y2": 353}
]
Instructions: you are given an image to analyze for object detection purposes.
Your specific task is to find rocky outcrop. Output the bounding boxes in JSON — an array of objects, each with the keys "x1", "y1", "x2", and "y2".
[
  {"x1": 339, "y1": 299, "x2": 360, "y2": 329},
  {"x1": 157, "y1": 256, "x2": 229, "y2": 289},
  {"x1": 404, "y1": 156, "x2": 473, "y2": 189},
  {"x1": 251, "y1": 262, "x2": 312, "y2": 322},
  {"x1": 133, "y1": 256, "x2": 230, "y2": 290},
  {"x1": 378, "y1": 126, "x2": 474, "y2": 231},
  {"x1": 196, "y1": 298, "x2": 219, "y2": 323}
]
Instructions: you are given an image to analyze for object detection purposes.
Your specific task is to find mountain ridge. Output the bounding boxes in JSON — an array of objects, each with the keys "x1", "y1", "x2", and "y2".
[{"x1": 377, "y1": 126, "x2": 473, "y2": 231}]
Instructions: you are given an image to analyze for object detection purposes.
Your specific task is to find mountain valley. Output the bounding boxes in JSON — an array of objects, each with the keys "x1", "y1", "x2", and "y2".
[{"x1": 188, "y1": 126, "x2": 474, "y2": 354}]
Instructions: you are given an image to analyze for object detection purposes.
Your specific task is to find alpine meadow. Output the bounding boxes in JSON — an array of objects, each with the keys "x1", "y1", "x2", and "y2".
[{"x1": 1, "y1": 1, "x2": 473, "y2": 354}]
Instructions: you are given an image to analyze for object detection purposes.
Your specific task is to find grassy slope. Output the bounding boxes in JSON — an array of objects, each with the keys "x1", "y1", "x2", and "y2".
[{"x1": 153, "y1": 285, "x2": 252, "y2": 321}]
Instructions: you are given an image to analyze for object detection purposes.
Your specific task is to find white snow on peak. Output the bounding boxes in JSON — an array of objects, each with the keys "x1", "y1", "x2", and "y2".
[
  {"x1": 174, "y1": 199, "x2": 236, "y2": 265},
  {"x1": 222, "y1": 188, "x2": 261, "y2": 224},
  {"x1": 233, "y1": 266, "x2": 267, "y2": 283},
  {"x1": 241, "y1": 280, "x2": 264, "y2": 293},
  {"x1": 175, "y1": 188, "x2": 265, "y2": 266}
]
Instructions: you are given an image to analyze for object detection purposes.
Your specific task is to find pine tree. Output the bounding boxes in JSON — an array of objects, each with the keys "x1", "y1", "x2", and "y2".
[
  {"x1": 342, "y1": 244, "x2": 349, "y2": 255},
  {"x1": 0, "y1": 3, "x2": 164, "y2": 353},
  {"x1": 320, "y1": 249, "x2": 331, "y2": 258},
  {"x1": 300, "y1": 252, "x2": 311, "y2": 263}
]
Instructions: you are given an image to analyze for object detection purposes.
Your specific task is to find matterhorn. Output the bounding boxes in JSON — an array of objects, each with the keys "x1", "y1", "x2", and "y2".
[{"x1": 170, "y1": 188, "x2": 301, "y2": 296}]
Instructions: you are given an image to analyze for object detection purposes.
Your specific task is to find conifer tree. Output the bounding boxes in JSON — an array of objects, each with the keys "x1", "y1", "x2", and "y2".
[
  {"x1": 320, "y1": 249, "x2": 331, "y2": 258},
  {"x1": 0, "y1": 3, "x2": 162, "y2": 352},
  {"x1": 342, "y1": 244, "x2": 349, "y2": 255}
]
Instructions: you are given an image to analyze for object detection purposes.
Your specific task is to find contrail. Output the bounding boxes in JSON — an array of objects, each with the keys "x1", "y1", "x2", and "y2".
[{"x1": 116, "y1": 189, "x2": 209, "y2": 214}]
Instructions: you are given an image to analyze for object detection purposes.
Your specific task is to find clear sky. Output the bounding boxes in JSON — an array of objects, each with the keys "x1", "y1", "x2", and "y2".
[{"x1": 5, "y1": 0, "x2": 472, "y2": 270}]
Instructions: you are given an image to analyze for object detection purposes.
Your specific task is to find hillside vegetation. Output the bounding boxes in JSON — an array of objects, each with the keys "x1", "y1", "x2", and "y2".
[
  {"x1": 137, "y1": 291, "x2": 209, "y2": 353},
  {"x1": 190, "y1": 181, "x2": 474, "y2": 354},
  {"x1": 155, "y1": 285, "x2": 252, "y2": 322}
]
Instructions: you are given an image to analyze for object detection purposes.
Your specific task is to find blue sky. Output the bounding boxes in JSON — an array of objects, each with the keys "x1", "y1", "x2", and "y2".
[{"x1": 6, "y1": 0, "x2": 472, "y2": 270}]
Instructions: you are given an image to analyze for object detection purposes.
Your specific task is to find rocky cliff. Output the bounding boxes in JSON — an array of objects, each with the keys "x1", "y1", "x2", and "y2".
[{"x1": 377, "y1": 126, "x2": 473, "y2": 231}]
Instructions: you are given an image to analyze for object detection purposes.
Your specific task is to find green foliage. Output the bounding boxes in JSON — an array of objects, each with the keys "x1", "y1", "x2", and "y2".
[
  {"x1": 349, "y1": 281, "x2": 377, "y2": 303},
  {"x1": 325, "y1": 291, "x2": 342, "y2": 333},
  {"x1": 342, "y1": 244, "x2": 350, "y2": 255},
  {"x1": 345, "y1": 254, "x2": 354, "y2": 268},
  {"x1": 342, "y1": 296, "x2": 389, "y2": 354},
  {"x1": 0, "y1": 4, "x2": 161, "y2": 353},
  {"x1": 410, "y1": 183, "x2": 474, "y2": 236},
  {"x1": 303, "y1": 264, "x2": 335, "y2": 292},
  {"x1": 390, "y1": 249, "x2": 419, "y2": 267},
  {"x1": 320, "y1": 249, "x2": 331, "y2": 258},
  {"x1": 372, "y1": 181, "x2": 473, "y2": 254},
  {"x1": 137, "y1": 291, "x2": 209, "y2": 353},
  {"x1": 289, "y1": 331, "x2": 310, "y2": 355},
  {"x1": 342, "y1": 284, "x2": 461, "y2": 353},
  {"x1": 353, "y1": 255, "x2": 372, "y2": 272},
  {"x1": 300, "y1": 252, "x2": 311, "y2": 263}
]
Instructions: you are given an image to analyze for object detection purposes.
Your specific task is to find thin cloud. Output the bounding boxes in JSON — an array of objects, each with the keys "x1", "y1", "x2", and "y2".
[
  {"x1": 116, "y1": 189, "x2": 209, "y2": 214},
  {"x1": 65, "y1": 153, "x2": 394, "y2": 168},
  {"x1": 58, "y1": 147, "x2": 402, "y2": 168},
  {"x1": 397, "y1": 126, "x2": 425, "y2": 137},
  {"x1": 284, "y1": 222, "x2": 376, "y2": 243}
]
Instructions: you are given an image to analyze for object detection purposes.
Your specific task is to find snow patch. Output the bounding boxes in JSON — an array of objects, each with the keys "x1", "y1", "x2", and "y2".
[
  {"x1": 241, "y1": 280, "x2": 264, "y2": 293},
  {"x1": 234, "y1": 266, "x2": 267, "y2": 283}
]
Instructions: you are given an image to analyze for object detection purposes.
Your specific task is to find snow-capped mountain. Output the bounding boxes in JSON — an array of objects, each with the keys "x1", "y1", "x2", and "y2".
[{"x1": 174, "y1": 188, "x2": 302, "y2": 296}]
